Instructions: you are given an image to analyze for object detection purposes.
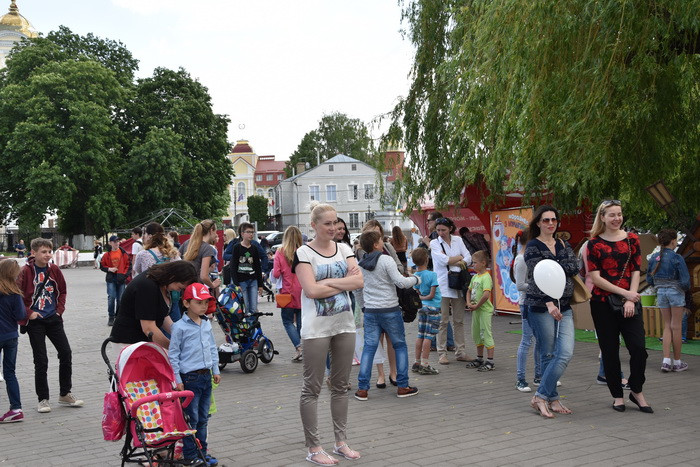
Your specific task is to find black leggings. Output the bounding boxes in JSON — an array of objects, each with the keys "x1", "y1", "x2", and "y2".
[{"x1": 590, "y1": 300, "x2": 648, "y2": 398}]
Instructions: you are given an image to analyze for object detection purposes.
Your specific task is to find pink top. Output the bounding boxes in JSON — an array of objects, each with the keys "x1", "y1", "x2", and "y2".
[{"x1": 272, "y1": 249, "x2": 302, "y2": 309}]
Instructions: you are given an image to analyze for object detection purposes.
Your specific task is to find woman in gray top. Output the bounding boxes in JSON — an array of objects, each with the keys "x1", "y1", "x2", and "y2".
[{"x1": 355, "y1": 231, "x2": 420, "y2": 401}]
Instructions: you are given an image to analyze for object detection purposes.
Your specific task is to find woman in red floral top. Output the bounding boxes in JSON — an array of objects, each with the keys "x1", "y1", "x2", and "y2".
[{"x1": 586, "y1": 200, "x2": 652, "y2": 413}]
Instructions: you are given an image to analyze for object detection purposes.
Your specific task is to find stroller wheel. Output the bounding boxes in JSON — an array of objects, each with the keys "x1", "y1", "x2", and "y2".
[
  {"x1": 240, "y1": 349, "x2": 258, "y2": 373},
  {"x1": 259, "y1": 337, "x2": 275, "y2": 364}
]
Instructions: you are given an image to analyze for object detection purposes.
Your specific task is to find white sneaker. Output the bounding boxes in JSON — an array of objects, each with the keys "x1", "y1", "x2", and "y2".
[
  {"x1": 58, "y1": 393, "x2": 84, "y2": 407},
  {"x1": 38, "y1": 399, "x2": 51, "y2": 413}
]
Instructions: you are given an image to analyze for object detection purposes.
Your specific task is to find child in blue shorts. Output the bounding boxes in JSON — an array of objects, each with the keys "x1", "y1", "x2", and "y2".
[{"x1": 411, "y1": 249, "x2": 441, "y2": 375}]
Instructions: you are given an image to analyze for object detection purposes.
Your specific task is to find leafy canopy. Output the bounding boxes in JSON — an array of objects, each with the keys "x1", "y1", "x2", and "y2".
[
  {"x1": 0, "y1": 28, "x2": 233, "y2": 235},
  {"x1": 390, "y1": 0, "x2": 700, "y2": 227},
  {"x1": 247, "y1": 195, "x2": 270, "y2": 229}
]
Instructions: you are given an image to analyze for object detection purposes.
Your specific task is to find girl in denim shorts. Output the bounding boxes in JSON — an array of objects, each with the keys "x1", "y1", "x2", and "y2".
[{"x1": 647, "y1": 229, "x2": 691, "y2": 373}]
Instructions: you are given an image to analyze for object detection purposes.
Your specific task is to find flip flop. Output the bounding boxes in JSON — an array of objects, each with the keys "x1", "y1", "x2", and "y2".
[
  {"x1": 306, "y1": 449, "x2": 338, "y2": 465},
  {"x1": 332, "y1": 443, "x2": 361, "y2": 460}
]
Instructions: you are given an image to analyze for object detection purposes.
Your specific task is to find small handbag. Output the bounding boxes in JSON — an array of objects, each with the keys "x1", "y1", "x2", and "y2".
[
  {"x1": 571, "y1": 275, "x2": 591, "y2": 304},
  {"x1": 440, "y1": 243, "x2": 469, "y2": 291},
  {"x1": 605, "y1": 237, "x2": 641, "y2": 316},
  {"x1": 275, "y1": 293, "x2": 293, "y2": 308}
]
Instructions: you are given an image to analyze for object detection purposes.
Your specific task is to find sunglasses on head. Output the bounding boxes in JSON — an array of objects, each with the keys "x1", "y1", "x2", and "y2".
[
  {"x1": 434, "y1": 218, "x2": 451, "y2": 226},
  {"x1": 602, "y1": 199, "x2": 621, "y2": 207}
]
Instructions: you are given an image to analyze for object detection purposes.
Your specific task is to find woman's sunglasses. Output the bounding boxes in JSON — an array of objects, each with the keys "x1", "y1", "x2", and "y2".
[
  {"x1": 540, "y1": 217, "x2": 558, "y2": 224},
  {"x1": 602, "y1": 199, "x2": 621, "y2": 206}
]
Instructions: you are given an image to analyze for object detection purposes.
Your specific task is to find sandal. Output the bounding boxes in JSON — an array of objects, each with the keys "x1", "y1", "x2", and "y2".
[
  {"x1": 306, "y1": 449, "x2": 339, "y2": 465},
  {"x1": 333, "y1": 443, "x2": 361, "y2": 460},
  {"x1": 549, "y1": 400, "x2": 572, "y2": 414},
  {"x1": 465, "y1": 359, "x2": 483, "y2": 368},
  {"x1": 530, "y1": 396, "x2": 554, "y2": 418}
]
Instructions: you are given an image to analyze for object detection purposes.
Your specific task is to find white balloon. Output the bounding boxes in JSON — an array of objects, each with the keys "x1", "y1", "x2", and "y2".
[{"x1": 533, "y1": 259, "x2": 566, "y2": 300}]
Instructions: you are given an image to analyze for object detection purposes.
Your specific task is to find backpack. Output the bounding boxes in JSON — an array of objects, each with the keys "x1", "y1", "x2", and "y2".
[
  {"x1": 396, "y1": 286, "x2": 422, "y2": 323},
  {"x1": 147, "y1": 249, "x2": 169, "y2": 265}
]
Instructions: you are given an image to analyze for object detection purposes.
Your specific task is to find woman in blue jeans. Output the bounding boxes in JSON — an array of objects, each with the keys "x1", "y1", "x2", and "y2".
[
  {"x1": 231, "y1": 222, "x2": 264, "y2": 314},
  {"x1": 355, "y1": 230, "x2": 420, "y2": 400},
  {"x1": 272, "y1": 226, "x2": 304, "y2": 361},
  {"x1": 523, "y1": 206, "x2": 579, "y2": 418}
]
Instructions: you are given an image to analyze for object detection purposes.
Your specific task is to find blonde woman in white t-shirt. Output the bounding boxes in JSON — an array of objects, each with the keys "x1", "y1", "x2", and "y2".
[{"x1": 293, "y1": 203, "x2": 364, "y2": 465}]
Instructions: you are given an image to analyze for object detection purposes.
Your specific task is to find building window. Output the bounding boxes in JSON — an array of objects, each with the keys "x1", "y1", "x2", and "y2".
[
  {"x1": 365, "y1": 212, "x2": 374, "y2": 222},
  {"x1": 349, "y1": 213, "x2": 360, "y2": 229},
  {"x1": 364, "y1": 183, "x2": 374, "y2": 200},
  {"x1": 268, "y1": 188, "x2": 273, "y2": 198},
  {"x1": 329, "y1": 164, "x2": 334, "y2": 172},
  {"x1": 237, "y1": 182, "x2": 246, "y2": 201},
  {"x1": 257, "y1": 189, "x2": 263, "y2": 197},
  {"x1": 351, "y1": 164, "x2": 357, "y2": 171},
  {"x1": 255, "y1": 175, "x2": 262, "y2": 181},
  {"x1": 277, "y1": 174, "x2": 283, "y2": 180},
  {"x1": 266, "y1": 174, "x2": 273, "y2": 181},
  {"x1": 348, "y1": 184, "x2": 358, "y2": 201},
  {"x1": 309, "y1": 185, "x2": 320, "y2": 201},
  {"x1": 326, "y1": 185, "x2": 337, "y2": 202}
]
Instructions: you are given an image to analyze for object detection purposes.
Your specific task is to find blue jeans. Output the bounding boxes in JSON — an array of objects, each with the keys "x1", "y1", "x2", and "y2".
[
  {"x1": 516, "y1": 307, "x2": 542, "y2": 381},
  {"x1": 430, "y1": 322, "x2": 454, "y2": 348},
  {"x1": 106, "y1": 281, "x2": 125, "y2": 318},
  {"x1": 528, "y1": 306, "x2": 574, "y2": 401},
  {"x1": 181, "y1": 371, "x2": 212, "y2": 459},
  {"x1": 238, "y1": 279, "x2": 259, "y2": 314},
  {"x1": 0, "y1": 338, "x2": 21, "y2": 410},
  {"x1": 358, "y1": 310, "x2": 409, "y2": 390},
  {"x1": 281, "y1": 308, "x2": 302, "y2": 348}
]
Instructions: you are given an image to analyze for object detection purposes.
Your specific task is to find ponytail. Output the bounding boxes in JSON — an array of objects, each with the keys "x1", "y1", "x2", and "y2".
[
  {"x1": 650, "y1": 228, "x2": 677, "y2": 277},
  {"x1": 184, "y1": 219, "x2": 216, "y2": 262}
]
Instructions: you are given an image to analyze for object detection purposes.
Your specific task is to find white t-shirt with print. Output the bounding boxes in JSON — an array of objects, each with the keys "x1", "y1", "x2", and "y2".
[{"x1": 294, "y1": 242, "x2": 356, "y2": 340}]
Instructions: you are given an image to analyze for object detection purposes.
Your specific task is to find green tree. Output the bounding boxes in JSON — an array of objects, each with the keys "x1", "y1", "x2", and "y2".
[
  {"x1": 128, "y1": 67, "x2": 233, "y2": 220},
  {"x1": 247, "y1": 195, "x2": 269, "y2": 229},
  {"x1": 121, "y1": 127, "x2": 186, "y2": 220},
  {"x1": 389, "y1": 0, "x2": 700, "y2": 226},
  {"x1": 286, "y1": 112, "x2": 375, "y2": 176},
  {"x1": 0, "y1": 59, "x2": 128, "y2": 234}
]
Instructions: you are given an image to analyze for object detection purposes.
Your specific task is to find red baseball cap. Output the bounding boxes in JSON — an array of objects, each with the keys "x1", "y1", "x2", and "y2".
[{"x1": 183, "y1": 283, "x2": 214, "y2": 301}]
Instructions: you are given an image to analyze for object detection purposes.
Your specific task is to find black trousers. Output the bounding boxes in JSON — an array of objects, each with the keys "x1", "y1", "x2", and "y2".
[
  {"x1": 590, "y1": 300, "x2": 648, "y2": 398},
  {"x1": 27, "y1": 314, "x2": 73, "y2": 401}
]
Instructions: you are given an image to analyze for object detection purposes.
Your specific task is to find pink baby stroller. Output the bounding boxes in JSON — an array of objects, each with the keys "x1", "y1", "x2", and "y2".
[{"x1": 101, "y1": 338, "x2": 207, "y2": 466}]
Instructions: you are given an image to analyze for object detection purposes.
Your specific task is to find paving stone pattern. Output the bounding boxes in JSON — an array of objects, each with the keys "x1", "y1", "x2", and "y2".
[{"x1": 0, "y1": 267, "x2": 698, "y2": 466}]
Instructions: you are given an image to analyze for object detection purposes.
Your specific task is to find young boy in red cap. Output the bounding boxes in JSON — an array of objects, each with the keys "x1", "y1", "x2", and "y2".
[{"x1": 168, "y1": 283, "x2": 221, "y2": 466}]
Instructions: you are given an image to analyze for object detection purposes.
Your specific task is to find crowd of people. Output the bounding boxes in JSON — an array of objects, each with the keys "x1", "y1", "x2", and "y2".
[{"x1": 0, "y1": 199, "x2": 693, "y2": 466}]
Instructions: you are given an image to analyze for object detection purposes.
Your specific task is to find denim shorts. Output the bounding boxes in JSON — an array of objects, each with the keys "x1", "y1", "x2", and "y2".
[{"x1": 656, "y1": 287, "x2": 685, "y2": 308}]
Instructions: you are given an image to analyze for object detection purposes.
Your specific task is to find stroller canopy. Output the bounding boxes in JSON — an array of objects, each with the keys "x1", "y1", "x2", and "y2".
[{"x1": 116, "y1": 342, "x2": 175, "y2": 391}]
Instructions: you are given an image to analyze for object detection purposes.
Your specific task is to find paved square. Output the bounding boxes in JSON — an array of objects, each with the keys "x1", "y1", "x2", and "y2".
[{"x1": 1, "y1": 267, "x2": 697, "y2": 466}]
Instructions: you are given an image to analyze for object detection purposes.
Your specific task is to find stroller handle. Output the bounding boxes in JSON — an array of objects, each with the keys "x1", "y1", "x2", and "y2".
[
  {"x1": 101, "y1": 336, "x2": 117, "y2": 369},
  {"x1": 129, "y1": 390, "x2": 196, "y2": 417}
]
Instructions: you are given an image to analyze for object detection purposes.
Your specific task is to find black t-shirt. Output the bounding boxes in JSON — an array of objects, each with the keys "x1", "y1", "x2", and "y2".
[{"x1": 110, "y1": 273, "x2": 169, "y2": 344}]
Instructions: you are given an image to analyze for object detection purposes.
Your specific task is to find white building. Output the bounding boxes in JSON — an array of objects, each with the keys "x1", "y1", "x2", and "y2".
[
  {"x1": 274, "y1": 154, "x2": 413, "y2": 237},
  {"x1": 0, "y1": 1, "x2": 37, "y2": 69}
]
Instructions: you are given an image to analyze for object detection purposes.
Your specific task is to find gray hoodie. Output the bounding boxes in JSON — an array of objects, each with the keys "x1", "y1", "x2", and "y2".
[{"x1": 359, "y1": 252, "x2": 419, "y2": 313}]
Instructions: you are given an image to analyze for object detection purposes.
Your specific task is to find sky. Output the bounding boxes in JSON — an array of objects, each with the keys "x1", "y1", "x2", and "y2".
[{"x1": 14, "y1": 0, "x2": 415, "y2": 160}]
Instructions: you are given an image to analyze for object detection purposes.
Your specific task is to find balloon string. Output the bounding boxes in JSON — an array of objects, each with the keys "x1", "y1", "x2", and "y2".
[{"x1": 556, "y1": 298, "x2": 560, "y2": 339}]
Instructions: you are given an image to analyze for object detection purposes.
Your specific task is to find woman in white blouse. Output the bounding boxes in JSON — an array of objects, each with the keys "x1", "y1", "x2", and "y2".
[{"x1": 430, "y1": 217, "x2": 473, "y2": 365}]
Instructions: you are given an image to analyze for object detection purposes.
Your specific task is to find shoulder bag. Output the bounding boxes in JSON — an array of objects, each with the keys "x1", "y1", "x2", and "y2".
[
  {"x1": 605, "y1": 237, "x2": 641, "y2": 316},
  {"x1": 440, "y1": 242, "x2": 469, "y2": 291}
]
